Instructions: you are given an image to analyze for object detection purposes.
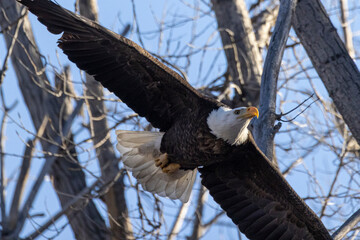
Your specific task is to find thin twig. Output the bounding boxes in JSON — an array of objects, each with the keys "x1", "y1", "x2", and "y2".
[
  {"x1": 188, "y1": 185, "x2": 206, "y2": 239},
  {"x1": 278, "y1": 96, "x2": 319, "y2": 123},
  {"x1": 277, "y1": 93, "x2": 315, "y2": 118},
  {"x1": 167, "y1": 201, "x2": 191, "y2": 240},
  {"x1": 0, "y1": 97, "x2": 7, "y2": 232},
  {"x1": 24, "y1": 171, "x2": 121, "y2": 240},
  {"x1": 8, "y1": 99, "x2": 84, "y2": 239},
  {"x1": 0, "y1": 87, "x2": 18, "y2": 231},
  {"x1": 7, "y1": 140, "x2": 35, "y2": 232},
  {"x1": 0, "y1": 8, "x2": 25, "y2": 86}
]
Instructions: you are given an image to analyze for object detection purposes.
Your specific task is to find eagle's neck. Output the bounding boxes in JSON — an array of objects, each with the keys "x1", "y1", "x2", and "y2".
[{"x1": 207, "y1": 107, "x2": 250, "y2": 145}]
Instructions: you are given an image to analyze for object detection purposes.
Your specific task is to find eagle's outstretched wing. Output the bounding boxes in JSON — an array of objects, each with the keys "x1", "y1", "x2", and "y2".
[
  {"x1": 200, "y1": 135, "x2": 332, "y2": 240},
  {"x1": 18, "y1": 0, "x2": 218, "y2": 131}
]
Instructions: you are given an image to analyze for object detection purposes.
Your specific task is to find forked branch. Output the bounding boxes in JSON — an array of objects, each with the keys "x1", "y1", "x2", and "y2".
[{"x1": 253, "y1": 0, "x2": 297, "y2": 160}]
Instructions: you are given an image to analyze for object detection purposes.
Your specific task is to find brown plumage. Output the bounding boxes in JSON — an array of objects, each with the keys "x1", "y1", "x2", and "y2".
[
  {"x1": 18, "y1": 0, "x2": 332, "y2": 239},
  {"x1": 200, "y1": 135, "x2": 331, "y2": 240}
]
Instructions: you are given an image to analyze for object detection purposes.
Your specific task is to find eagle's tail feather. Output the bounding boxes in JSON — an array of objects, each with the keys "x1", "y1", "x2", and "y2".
[{"x1": 116, "y1": 130, "x2": 196, "y2": 202}]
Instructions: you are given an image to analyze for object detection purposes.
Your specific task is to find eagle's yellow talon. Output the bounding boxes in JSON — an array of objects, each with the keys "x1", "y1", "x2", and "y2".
[
  {"x1": 162, "y1": 163, "x2": 181, "y2": 174},
  {"x1": 155, "y1": 153, "x2": 168, "y2": 168}
]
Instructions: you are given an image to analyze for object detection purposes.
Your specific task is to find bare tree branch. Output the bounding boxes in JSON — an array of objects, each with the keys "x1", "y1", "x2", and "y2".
[
  {"x1": 251, "y1": 4, "x2": 279, "y2": 51},
  {"x1": 339, "y1": 0, "x2": 355, "y2": 58},
  {"x1": 188, "y1": 185, "x2": 206, "y2": 240},
  {"x1": 253, "y1": 0, "x2": 297, "y2": 160},
  {"x1": 78, "y1": 1, "x2": 133, "y2": 239},
  {"x1": 167, "y1": 201, "x2": 191, "y2": 240},
  {"x1": 7, "y1": 139, "x2": 34, "y2": 232},
  {"x1": 0, "y1": 10, "x2": 24, "y2": 86},
  {"x1": 333, "y1": 208, "x2": 360, "y2": 240},
  {"x1": 0, "y1": 86, "x2": 19, "y2": 234},
  {"x1": 7, "y1": 100, "x2": 83, "y2": 239},
  {"x1": 24, "y1": 171, "x2": 121, "y2": 240}
]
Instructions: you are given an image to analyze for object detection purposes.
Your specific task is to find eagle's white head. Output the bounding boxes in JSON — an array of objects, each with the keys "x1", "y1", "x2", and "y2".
[{"x1": 207, "y1": 106, "x2": 259, "y2": 145}]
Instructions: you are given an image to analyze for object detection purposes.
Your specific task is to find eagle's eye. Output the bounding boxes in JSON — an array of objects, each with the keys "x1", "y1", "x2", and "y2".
[{"x1": 234, "y1": 110, "x2": 241, "y2": 115}]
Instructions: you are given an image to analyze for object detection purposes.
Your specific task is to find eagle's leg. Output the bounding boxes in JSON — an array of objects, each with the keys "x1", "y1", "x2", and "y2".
[{"x1": 155, "y1": 153, "x2": 169, "y2": 168}]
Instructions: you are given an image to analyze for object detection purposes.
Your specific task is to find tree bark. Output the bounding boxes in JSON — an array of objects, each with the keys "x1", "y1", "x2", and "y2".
[
  {"x1": 211, "y1": 0, "x2": 262, "y2": 107},
  {"x1": 293, "y1": 0, "x2": 360, "y2": 145},
  {"x1": 332, "y1": 208, "x2": 360, "y2": 240},
  {"x1": 253, "y1": 0, "x2": 297, "y2": 160},
  {"x1": 0, "y1": 1, "x2": 109, "y2": 239},
  {"x1": 251, "y1": 5, "x2": 279, "y2": 52},
  {"x1": 78, "y1": 1, "x2": 133, "y2": 239}
]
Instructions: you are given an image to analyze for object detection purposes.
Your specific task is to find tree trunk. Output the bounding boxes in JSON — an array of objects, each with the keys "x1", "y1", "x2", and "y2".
[
  {"x1": 0, "y1": 1, "x2": 109, "y2": 239},
  {"x1": 211, "y1": 0, "x2": 262, "y2": 107},
  {"x1": 293, "y1": 0, "x2": 360, "y2": 145},
  {"x1": 78, "y1": 0, "x2": 133, "y2": 239},
  {"x1": 253, "y1": 0, "x2": 297, "y2": 161}
]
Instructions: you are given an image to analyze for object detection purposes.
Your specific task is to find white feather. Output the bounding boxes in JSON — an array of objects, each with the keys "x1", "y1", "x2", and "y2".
[
  {"x1": 207, "y1": 107, "x2": 251, "y2": 145},
  {"x1": 179, "y1": 170, "x2": 197, "y2": 202},
  {"x1": 116, "y1": 130, "x2": 196, "y2": 202}
]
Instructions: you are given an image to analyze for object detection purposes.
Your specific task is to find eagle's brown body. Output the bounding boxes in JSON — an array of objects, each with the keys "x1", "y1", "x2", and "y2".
[{"x1": 161, "y1": 108, "x2": 230, "y2": 169}]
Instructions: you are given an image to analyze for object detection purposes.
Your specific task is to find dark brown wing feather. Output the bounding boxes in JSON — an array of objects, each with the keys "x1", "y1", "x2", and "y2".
[
  {"x1": 199, "y1": 135, "x2": 332, "y2": 240},
  {"x1": 19, "y1": 0, "x2": 218, "y2": 131}
]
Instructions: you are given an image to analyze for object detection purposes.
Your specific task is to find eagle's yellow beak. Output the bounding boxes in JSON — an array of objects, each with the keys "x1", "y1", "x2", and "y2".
[{"x1": 238, "y1": 106, "x2": 259, "y2": 119}]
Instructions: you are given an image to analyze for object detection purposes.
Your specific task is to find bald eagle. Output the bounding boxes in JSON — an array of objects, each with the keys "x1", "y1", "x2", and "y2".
[
  {"x1": 116, "y1": 106, "x2": 258, "y2": 202},
  {"x1": 18, "y1": 0, "x2": 332, "y2": 239}
]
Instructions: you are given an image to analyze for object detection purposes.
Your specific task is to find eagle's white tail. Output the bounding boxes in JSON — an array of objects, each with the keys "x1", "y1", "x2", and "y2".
[{"x1": 116, "y1": 130, "x2": 197, "y2": 202}]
